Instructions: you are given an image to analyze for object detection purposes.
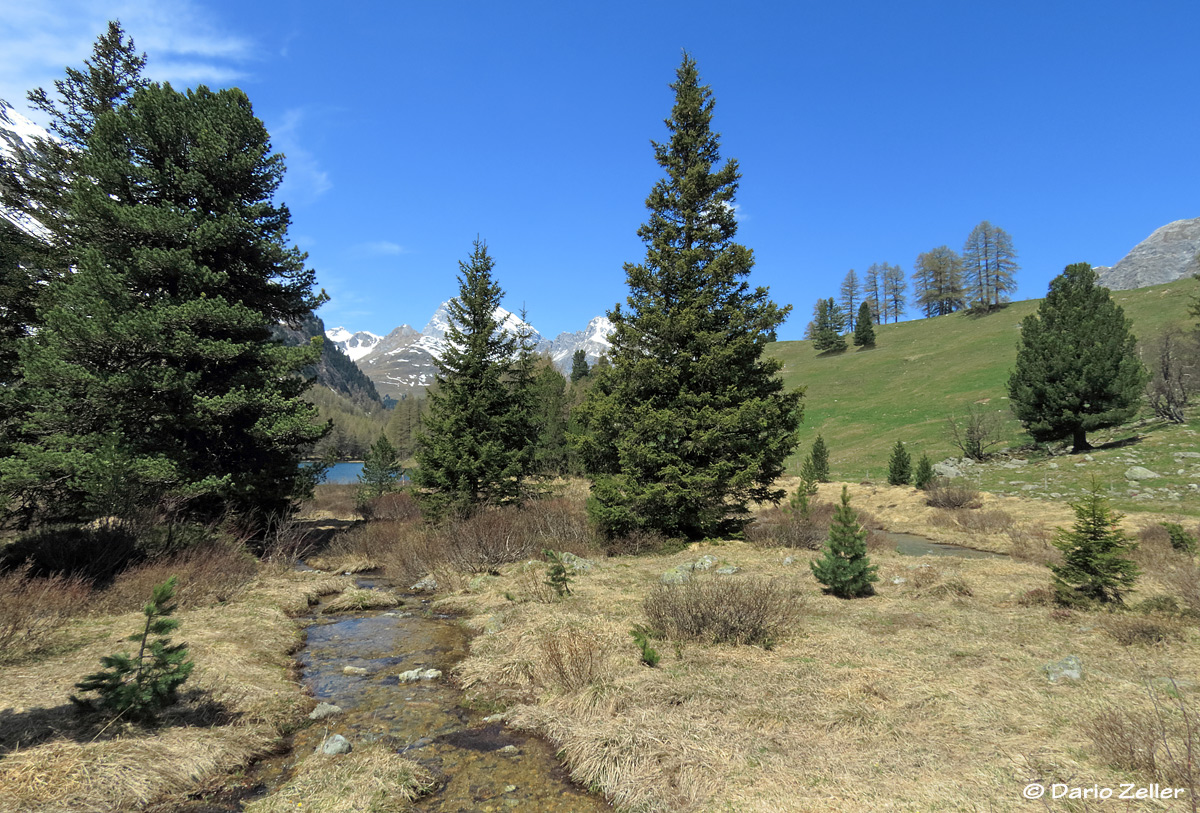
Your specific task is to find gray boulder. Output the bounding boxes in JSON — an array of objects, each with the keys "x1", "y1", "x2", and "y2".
[
  {"x1": 559, "y1": 552, "x2": 595, "y2": 573},
  {"x1": 715, "y1": 565, "x2": 740, "y2": 576},
  {"x1": 318, "y1": 734, "x2": 352, "y2": 755},
  {"x1": 411, "y1": 574, "x2": 438, "y2": 593},
  {"x1": 309, "y1": 702, "x2": 342, "y2": 720},
  {"x1": 1041, "y1": 655, "x2": 1083, "y2": 683},
  {"x1": 399, "y1": 668, "x2": 442, "y2": 683},
  {"x1": 934, "y1": 461, "x2": 963, "y2": 478},
  {"x1": 1125, "y1": 466, "x2": 1161, "y2": 481}
]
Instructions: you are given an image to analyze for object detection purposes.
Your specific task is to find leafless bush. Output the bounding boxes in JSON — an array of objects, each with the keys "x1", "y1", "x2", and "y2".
[
  {"x1": 1102, "y1": 614, "x2": 1184, "y2": 646},
  {"x1": 925, "y1": 480, "x2": 984, "y2": 510},
  {"x1": 746, "y1": 502, "x2": 836, "y2": 550},
  {"x1": 1144, "y1": 328, "x2": 1198, "y2": 423},
  {"x1": 299, "y1": 484, "x2": 359, "y2": 519},
  {"x1": 946, "y1": 404, "x2": 1006, "y2": 460},
  {"x1": 443, "y1": 507, "x2": 537, "y2": 574},
  {"x1": 1086, "y1": 683, "x2": 1199, "y2": 799},
  {"x1": 537, "y1": 627, "x2": 605, "y2": 693},
  {"x1": 604, "y1": 528, "x2": 672, "y2": 557},
  {"x1": 0, "y1": 564, "x2": 92, "y2": 664},
  {"x1": 1018, "y1": 586, "x2": 1057, "y2": 607},
  {"x1": 360, "y1": 490, "x2": 423, "y2": 523},
  {"x1": 516, "y1": 497, "x2": 597, "y2": 555},
  {"x1": 336, "y1": 520, "x2": 448, "y2": 584},
  {"x1": 644, "y1": 576, "x2": 801, "y2": 648},
  {"x1": 258, "y1": 512, "x2": 320, "y2": 565},
  {"x1": 513, "y1": 560, "x2": 558, "y2": 603}
]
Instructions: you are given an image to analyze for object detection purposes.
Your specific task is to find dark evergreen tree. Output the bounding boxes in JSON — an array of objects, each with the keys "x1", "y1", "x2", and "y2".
[
  {"x1": 811, "y1": 486, "x2": 877, "y2": 598},
  {"x1": 573, "y1": 54, "x2": 802, "y2": 539},
  {"x1": 1007, "y1": 263, "x2": 1146, "y2": 452},
  {"x1": 852, "y1": 300, "x2": 876, "y2": 348},
  {"x1": 809, "y1": 434, "x2": 830, "y2": 482},
  {"x1": 530, "y1": 362, "x2": 570, "y2": 475},
  {"x1": 414, "y1": 239, "x2": 525, "y2": 517},
  {"x1": 810, "y1": 298, "x2": 847, "y2": 353},
  {"x1": 1051, "y1": 486, "x2": 1139, "y2": 605},
  {"x1": 1, "y1": 83, "x2": 327, "y2": 526},
  {"x1": 358, "y1": 433, "x2": 405, "y2": 503},
  {"x1": 887, "y1": 440, "x2": 912, "y2": 486},
  {"x1": 913, "y1": 246, "x2": 965, "y2": 317},
  {"x1": 914, "y1": 453, "x2": 935, "y2": 490},
  {"x1": 569, "y1": 348, "x2": 590, "y2": 383}
]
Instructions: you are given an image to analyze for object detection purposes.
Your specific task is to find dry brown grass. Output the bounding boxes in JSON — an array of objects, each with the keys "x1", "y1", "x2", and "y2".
[
  {"x1": 747, "y1": 502, "x2": 836, "y2": 550},
  {"x1": 1085, "y1": 682, "x2": 1200, "y2": 794},
  {"x1": 242, "y1": 741, "x2": 436, "y2": 813},
  {"x1": 320, "y1": 586, "x2": 402, "y2": 614},
  {"x1": 0, "y1": 568, "x2": 345, "y2": 812},
  {"x1": 0, "y1": 565, "x2": 92, "y2": 665},
  {"x1": 447, "y1": 533, "x2": 1200, "y2": 813},
  {"x1": 90, "y1": 539, "x2": 259, "y2": 614},
  {"x1": 537, "y1": 625, "x2": 608, "y2": 694}
]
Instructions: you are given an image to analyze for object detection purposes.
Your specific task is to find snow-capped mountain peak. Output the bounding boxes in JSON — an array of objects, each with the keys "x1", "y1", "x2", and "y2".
[{"x1": 324, "y1": 326, "x2": 383, "y2": 361}]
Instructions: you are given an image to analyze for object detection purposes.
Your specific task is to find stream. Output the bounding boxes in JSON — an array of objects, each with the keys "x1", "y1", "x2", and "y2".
[
  {"x1": 194, "y1": 571, "x2": 611, "y2": 813},
  {"x1": 884, "y1": 531, "x2": 1009, "y2": 559}
]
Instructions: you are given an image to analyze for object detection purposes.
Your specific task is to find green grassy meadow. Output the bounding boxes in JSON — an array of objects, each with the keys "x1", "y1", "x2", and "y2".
[{"x1": 767, "y1": 276, "x2": 1199, "y2": 514}]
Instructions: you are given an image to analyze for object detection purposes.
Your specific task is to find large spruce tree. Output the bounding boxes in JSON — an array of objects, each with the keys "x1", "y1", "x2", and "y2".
[
  {"x1": 1, "y1": 83, "x2": 327, "y2": 525},
  {"x1": 573, "y1": 54, "x2": 802, "y2": 540},
  {"x1": 414, "y1": 239, "x2": 529, "y2": 517},
  {"x1": 1007, "y1": 263, "x2": 1146, "y2": 452}
]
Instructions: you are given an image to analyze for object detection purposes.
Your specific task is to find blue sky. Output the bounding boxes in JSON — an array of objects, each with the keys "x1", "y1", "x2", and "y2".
[{"x1": 3, "y1": 1, "x2": 1197, "y2": 340}]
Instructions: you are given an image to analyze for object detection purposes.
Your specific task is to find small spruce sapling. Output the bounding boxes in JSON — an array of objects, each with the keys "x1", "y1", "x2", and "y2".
[
  {"x1": 887, "y1": 441, "x2": 912, "y2": 486},
  {"x1": 543, "y1": 549, "x2": 573, "y2": 597},
  {"x1": 73, "y1": 576, "x2": 193, "y2": 721},
  {"x1": 1162, "y1": 523, "x2": 1198, "y2": 555},
  {"x1": 914, "y1": 454, "x2": 935, "y2": 490},
  {"x1": 809, "y1": 435, "x2": 830, "y2": 482},
  {"x1": 1051, "y1": 485, "x2": 1139, "y2": 606},
  {"x1": 811, "y1": 486, "x2": 877, "y2": 598},
  {"x1": 630, "y1": 624, "x2": 661, "y2": 667}
]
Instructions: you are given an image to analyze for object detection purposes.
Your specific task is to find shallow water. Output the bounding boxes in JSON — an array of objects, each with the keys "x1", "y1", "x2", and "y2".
[
  {"x1": 198, "y1": 575, "x2": 610, "y2": 812},
  {"x1": 884, "y1": 531, "x2": 1009, "y2": 559}
]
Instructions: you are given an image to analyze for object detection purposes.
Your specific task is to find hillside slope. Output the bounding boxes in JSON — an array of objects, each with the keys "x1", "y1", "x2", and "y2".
[{"x1": 767, "y1": 276, "x2": 1198, "y2": 499}]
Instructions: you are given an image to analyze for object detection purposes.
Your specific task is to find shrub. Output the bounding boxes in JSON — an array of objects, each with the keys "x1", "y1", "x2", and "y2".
[
  {"x1": 361, "y1": 490, "x2": 423, "y2": 523},
  {"x1": 746, "y1": 501, "x2": 836, "y2": 550},
  {"x1": 925, "y1": 479, "x2": 983, "y2": 510},
  {"x1": 543, "y1": 549, "x2": 572, "y2": 597},
  {"x1": 537, "y1": 627, "x2": 605, "y2": 693},
  {"x1": 1086, "y1": 683, "x2": 1200, "y2": 793},
  {"x1": 1018, "y1": 586, "x2": 1057, "y2": 607},
  {"x1": 516, "y1": 496, "x2": 597, "y2": 555},
  {"x1": 630, "y1": 624, "x2": 661, "y2": 667},
  {"x1": 1162, "y1": 522, "x2": 1198, "y2": 555},
  {"x1": 72, "y1": 576, "x2": 194, "y2": 722},
  {"x1": 643, "y1": 576, "x2": 800, "y2": 647},
  {"x1": 604, "y1": 528, "x2": 673, "y2": 557},
  {"x1": 1102, "y1": 615, "x2": 1183, "y2": 646},
  {"x1": 1051, "y1": 486, "x2": 1139, "y2": 605},
  {"x1": 443, "y1": 507, "x2": 537, "y2": 574},
  {"x1": 0, "y1": 564, "x2": 92, "y2": 665},
  {"x1": 946, "y1": 403, "x2": 1005, "y2": 461},
  {"x1": 811, "y1": 486, "x2": 877, "y2": 599},
  {"x1": 887, "y1": 441, "x2": 911, "y2": 486},
  {"x1": 0, "y1": 523, "x2": 141, "y2": 585}
]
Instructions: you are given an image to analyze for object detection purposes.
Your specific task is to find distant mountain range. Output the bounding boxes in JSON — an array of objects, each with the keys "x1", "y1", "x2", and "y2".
[{"x1": 326, "y1": 303, "x2": 614, "y2": 396}]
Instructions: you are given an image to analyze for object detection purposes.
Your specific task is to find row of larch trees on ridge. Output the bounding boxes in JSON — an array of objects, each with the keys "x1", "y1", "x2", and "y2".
[
  {"x1": 813, "y1": 220, "x2": 1021, "y2": 343},
  {"x1": 414, "y1": 53, "x2": 803, "y2": 539},
  {"x1": 0, "y1": 22, "x2": 327, "y2": 531}
]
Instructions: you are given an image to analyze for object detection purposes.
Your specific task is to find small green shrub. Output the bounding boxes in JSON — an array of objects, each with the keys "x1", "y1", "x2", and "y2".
[
  {"x1": 630, "y1": 624, "x2": 661, "y2": 667},
  {"x1": 1162, "y1": 523, "x2": 1198, "y2": 555},
  {"x1": 543, "y1": 549, "x2": 573, "y2": 597},
  {"x1": 811, "y1": 486, "x2": 877, "y2": 599},
  {"x1": 914, "y1": 454, "x2": 935, "y2": 490},
  {"x1": 72, "y1": 576, "x2": 194, "y2": 722},
  {"x1": 1052, "y1": 487, "x2": 1139, "y2": 606}
]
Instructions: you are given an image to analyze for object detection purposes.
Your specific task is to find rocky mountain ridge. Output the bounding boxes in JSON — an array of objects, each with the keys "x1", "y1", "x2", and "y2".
[{"x1": 1095, "y1": 217, "x2": 1200, "y2": 290}]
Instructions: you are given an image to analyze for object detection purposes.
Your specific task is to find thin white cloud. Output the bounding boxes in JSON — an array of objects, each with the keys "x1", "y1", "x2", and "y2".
[
  {"x1": 0, "y1": 0, "x2": 252, "y2": 123},
  {"x1": 272, "y1": 108, "x2": 332, "y2": 205},
  {"x1": 355, "y1": 241, "x2": 408, "y2": 256}
]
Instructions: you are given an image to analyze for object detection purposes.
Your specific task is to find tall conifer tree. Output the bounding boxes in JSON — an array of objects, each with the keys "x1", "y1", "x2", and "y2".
[
  {"x1": 574, "y1": 54, "x2": 802, "y2": 539},
  {"x1": 852, "y1": 301, "x2": 876, "y2": 348},
  {"x1": 1, "y1": 83, "x2": 327, "y2": 524},
  {"x1": 414, "y1": 240, "x2": 527, "y2": 517},
  {"x1": 1007, "y1": 263, "x2": 1145, "y2": 452}
]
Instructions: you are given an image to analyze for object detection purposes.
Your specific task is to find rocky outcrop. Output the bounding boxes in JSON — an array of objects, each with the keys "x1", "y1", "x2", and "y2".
[{"x1": 1096, "y1": 217, "x2": 1200, "y2": 291}]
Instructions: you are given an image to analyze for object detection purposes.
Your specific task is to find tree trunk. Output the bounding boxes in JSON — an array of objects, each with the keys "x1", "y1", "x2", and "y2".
[{"x1": 1072, "y1": 428, "x2": 1092, "y2": 453}]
